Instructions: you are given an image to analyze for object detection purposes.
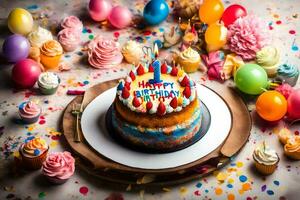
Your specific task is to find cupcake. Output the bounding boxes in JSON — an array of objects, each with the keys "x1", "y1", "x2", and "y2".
[
  {"x1": 38, "y1": 72, "x2": 60, "y2": 95},
  {"x1": 276, "y1": 64, "x2": 299, "y2": 86},
  {"x1": 19, "y1": 101, "x2": 41, "y2": 124},
  {"x1": 163, "y1": 26, "x2": 182, "y2": 48},
  {"x1": 121, "y1": 40, "x2": 143, "y2": 64},
  {"x1": 58, "y1": 28, "x2": 81, "y2": 52},
  {"x1": 40, "y1": 40, "x2": 63, "y2": 70},
  {"x1": 61, "y1": 16, "x2": 83, "y2": 33},
  {"x1": 27, "y1": 26, "x2": 53, "y2": 48},
  {"x1": 42, "y1": 151, "x2": 75, "y2": 184},
  {"x1": 278, "y1": 128, "x2": 292, "y2": 145},
  {"x1": 284, "y1": 136, "x2": 300, "y2": 160},
  {"x1": 177, "y1": 47, "x2": 201, "y2": 73},
  {"x1": 88, "y1": 36, "x2": 123, "y2": 69},
  {"x1": 19, "y1": 137, "x2": 49, "y2": 169},
  {"x1": 256, "y1": 46, "x2": 280, "y2": 77},
  {"x1": 253, "y1": 142, "x2": 279, "y2": 175}
]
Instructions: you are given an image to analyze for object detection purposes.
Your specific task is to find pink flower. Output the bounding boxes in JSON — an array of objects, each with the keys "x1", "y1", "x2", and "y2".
[
  {"x1": 227, "y1": 15, "x2": 270, "y2": 60},
  {"x1": 42, "y1": 151, "x2": 75, "y2": 180}
]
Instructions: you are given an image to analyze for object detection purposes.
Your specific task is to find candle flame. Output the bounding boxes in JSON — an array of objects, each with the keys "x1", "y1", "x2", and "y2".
[{"x1": 154, "y1": 43, "x2": 159, "y2": 58}]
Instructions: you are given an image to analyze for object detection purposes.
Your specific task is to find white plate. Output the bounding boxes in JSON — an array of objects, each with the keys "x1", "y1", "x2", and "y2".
[{"x1": 81, "y1": 84, "x2": 232, "y2": 170}]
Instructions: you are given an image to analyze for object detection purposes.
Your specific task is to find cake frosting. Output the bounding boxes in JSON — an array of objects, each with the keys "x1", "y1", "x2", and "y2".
[
  {"x1": 38, "y1": 72, "x2": 60, "y2": 89},
  {"x1": 284, "y1": 137, "x2": 300, "y2": 160},
  {"x1": 42, "y1": 151, "x2": 75, "y2": 180},
  {"x1": 121, "y1": 40, "x2": 143, "y2": 64},
  {"x1": 88, "y1": 36, "x2": 123, "y2": 69},
  {"x1": 27, "y1": 26, "x2": 53, "y2": 48},
  {"x1": 253, "y1": 142, "x2": 278, "y2": 165},
  {"x1": 19, "y1": 101, "x2": 41, "y2": 119},
  {"x1": 277, "y1": 64, "x2": 299, "y2": 86},
  {"x1": 40, "y1": 40, "x2": 63, "y2": 57},
  {"x1": 61, "y1": 16, "x2": 83, "y2": 33},
  {"x1": 179, "y1": 47, "x2": 200, "y2": 63},
  {"x1": 278, "y1": 127, "x2": 292, "y2": 145},
  {"x1": 256, "y1": 46, "x2": 280, "y2": 76},
  {"x1": 22, "y1": 137, "x2": 48, "y2": 157},
  {"x1": 58, "y1": 28, "x2": 81, "y2": 52}
]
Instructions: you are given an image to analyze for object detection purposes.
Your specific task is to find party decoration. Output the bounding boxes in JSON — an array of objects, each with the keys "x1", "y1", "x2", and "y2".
[
  {"x1": 256, "y1": 91, "x2": 287, "y2": 121},
  {"x1": 143, "y1": 0, "x2": 169, "y2": 25},
  {"x1": 88, "y1": 0, "x2": 112, "y2": 21},
  {"x1": 108, "y1": 6, "x2": 132, "y2": 29},
  {"x1": 201, "y1": 51, "x2": 225, "y2": 80},
  {"x1": 199, "y1": 0, "x2": 224, "y2": 25},
  {"x1": 7, "y1": 8, "x2": 33, "y2": 35},
  {"x1": 205, "y1": 22, "x2": 227, "y2": 52},
  {"x1": 287, "y1": 89, "x2": 300, "y2": 120},
  {"x1": 221, "y1": 4, "x2": 247, "y2": 27},
  {"x1": 12, "y1": 59, "x2": 42, "y2": 89},
  {"x1": 234, "y1": 64, "x2": 269, "y2": 95},
  {"x1": 2, "y1": 34, "x2": 30, "y2": 63}
]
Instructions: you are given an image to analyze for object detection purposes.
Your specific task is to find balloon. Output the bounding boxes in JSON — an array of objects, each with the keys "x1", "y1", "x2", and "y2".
[
  {"x1": 256, "y1": 91, "x2": 287, "y2": 121},
  {"x1": 108, "y1": 6, "x2": 132, "y2": 29},
  {"x1": 205, "y1": 22, "x2": 227, "y2": 52},
  {"x1": 2, "y1": 34, "x2": 30, "y2": 63},
  {"x1": 143, "y1": 0, "x2": 169, "y2": 25},
  {"x1": 234, "y1": 64, "x2": 269, "y2": 95},
  {"x1": 88, "y1": 0, "x2": 112, "y2": 21},
  {"x1": 199, "y1": 0, "x2": 224, "y2": 25},
  {"x1": 12, "y1": 59, "x2": 41, "y2": 89},
  {"x1": 287, "y1": 89, "x2": 300, "y2": 120},
  {"x1": 221, "y1": 4, "x2": 247, "y2": 27},
  {"x1": 7, "y1": 8, "x2": 33, "y2": 35}
]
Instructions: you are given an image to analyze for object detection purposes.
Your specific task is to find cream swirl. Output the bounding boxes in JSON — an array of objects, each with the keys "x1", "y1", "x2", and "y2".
[
  {"x1": 253, "y1": 142, "x2": 278, "y2": 165},
  {"x1": 88, "y1": 36, "x2": 123, "y2": 69},
  {"x1": 23, "y1": 137, "x2": 48, "y2": 156},
  {"x1": 256, "y1": 46, "x2": 280, "y2": 67},
  {"x1": 40, "y1": 40, "x2": 63, "y2": 57},
  {"x1": 179, "y1": 47, "x2": 200, "y2": 63},
  {"x1": 61, "y1": 16, "x2": 83, "y2": 33},
  {"x1": 42, "y1": 151, "x2": 75, "y2": 180},
  {"x1": 121, "y1": 40, "x2": 143, "y2": 64},
  {"x1": 27, "y1": 26, "x2": 53, "y2": 48},
  {"x1": 277, "y1": 64, "x2": 299, "y2": 77},
  {"x1": 285, "y1": 137, "x2": 300, "y2": 154},
  {"x1": 58, "y1": 28, "x2": 81, "y2": 52},
  {"x1": 38, "y1": 72, "x2": 60, "y2": 89},
  {"x1": 19, "y1": 101, "x2": 41, "y2": 119}
]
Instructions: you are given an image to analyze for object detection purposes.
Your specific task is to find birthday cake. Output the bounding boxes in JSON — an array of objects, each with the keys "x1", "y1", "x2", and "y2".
[{"x1": 111, "y1": 60, "x2": 202, "y2": 152}]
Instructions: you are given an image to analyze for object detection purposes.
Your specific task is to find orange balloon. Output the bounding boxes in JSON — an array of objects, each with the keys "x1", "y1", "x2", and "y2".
[
  {"x1": 205, "y1": 22, "x2": 227, "y2": 51},
  {"x1": 256, "y1": 91, "x2": 287, "y2": 121},
  {"x1": 199, "y1": 0, "x2": 224, "y2": 25}
]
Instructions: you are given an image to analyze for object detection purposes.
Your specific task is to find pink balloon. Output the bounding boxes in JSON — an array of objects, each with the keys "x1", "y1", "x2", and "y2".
[
  {"x1": 287, "y1": 89, "x2": 300, "y2": 120},
  {"x1": 12, "y1": 59, "x2": 41, "y2": 89},
  {"x1": 108, "y1": 6, "x2": 132, "y2": 29},
  {"x1": 88, "y1": 0, "x2": 112, "y2": 21}
]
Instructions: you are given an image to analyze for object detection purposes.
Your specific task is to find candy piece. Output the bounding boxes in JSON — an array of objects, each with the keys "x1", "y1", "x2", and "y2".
[
  {"x1": 136, "y1": 64, "x2": 145, "y2": 75},
  {"x1": 117, "y1": 81, "x2": 124, "y2": 90},
  {"x1": 170, "y1": 66, "x2": 178, "y2": 76},
  {"x1": 148, "y1": 64, "x2": 154, "y2": 72},
  {"x1": 180, "y1": 75, "x2": 189, "y2": 86},
  {"x1": 157, "y1": 101, "x2": 166, "y2": 116},
  {"x1": 132, "y1": 97, "x2": 141, "y2": 107},
  {"x1": 183, "y1": 86, "x2": 191, "y2": 98},
  {"x1": 146, "y1": 101, "x2": 153, "y2": 111},
  {"x1": 129, "y1": 71, "x2": 136, "y2": 81},
  {"x1": 124, "y1": 81, "x2": 131, "y2": 90},
  {"x1": 161, "y1": 62, "x2": 168, "y2": 74},
  {"x1": 170, "y1": 97, "x2": 178, "y2": 109},
  {"x1": 122, "y1": 87, "x2": 130, "y2": 99}
]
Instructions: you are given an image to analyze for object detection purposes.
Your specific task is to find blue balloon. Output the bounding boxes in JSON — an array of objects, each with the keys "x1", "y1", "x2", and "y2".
[{"x1": 143, "y1": 0, "x2": 169, "y2": 25}]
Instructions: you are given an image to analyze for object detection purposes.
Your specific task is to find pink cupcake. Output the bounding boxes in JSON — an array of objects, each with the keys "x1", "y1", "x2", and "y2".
[
  {"x1": 42, "y1": 151, "x2": 75, "y2": 184},
  {"x1": 58, "y1": 28, "x2": 81, "y2": 52},
  {"x1": 61, "y1": 16, "x2": 83, "y2": 33},
  {"x1": 19, "y1": 101, "x2": 41, "y2": 124}
]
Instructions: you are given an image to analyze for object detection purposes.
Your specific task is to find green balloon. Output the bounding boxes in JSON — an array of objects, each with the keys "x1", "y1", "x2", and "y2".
[{"x1": 234, "y1": 64, "x2": 269, "y2": 95}]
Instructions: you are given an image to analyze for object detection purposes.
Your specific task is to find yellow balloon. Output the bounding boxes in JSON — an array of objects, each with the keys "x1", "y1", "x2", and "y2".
[
  {"x1": 205, "y1": 22, "x2": 227, "y2": 52},
  {"x1": 199, "y1": 0, "x2": 224, "y2": 25},
  {"x1": 8, "y1": 8, "x2": 34, "y2": 35}
]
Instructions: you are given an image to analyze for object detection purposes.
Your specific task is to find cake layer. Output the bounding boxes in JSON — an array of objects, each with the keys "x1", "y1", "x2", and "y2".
[{"x1": 111, "y1": 99, "x2": 202, "y2": 151}]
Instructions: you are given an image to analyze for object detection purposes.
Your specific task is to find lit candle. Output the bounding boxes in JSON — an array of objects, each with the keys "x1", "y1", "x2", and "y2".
[
  {"x1": 153, "y1": 43, "x2": 159, "y2": 59},
  {"x1": 149, "y1": 44, "x2": 162, "y2": 83}
]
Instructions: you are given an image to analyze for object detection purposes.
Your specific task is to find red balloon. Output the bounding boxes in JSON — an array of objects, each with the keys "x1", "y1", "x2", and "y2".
[
  {"x1": 12, "y1": 59, "x2": 41, "y2": 89},
  {"x1": 287, "y1": 89, "x2": 300, "y2": 120},
  {"x1": 221, "y1": 4, "x2": 247, "y2": 27}
]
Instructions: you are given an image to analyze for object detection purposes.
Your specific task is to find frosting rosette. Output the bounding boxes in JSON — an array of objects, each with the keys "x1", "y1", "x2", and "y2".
[
  {"x1": 256, "y1": 46, "x2": 280, "y2": 67},
  {"x1": 180, "y1": 47, "x2": 200, "y2": 63},
  {"x1": 284, "y1": 137, "x2": 300, "y2": 160},
  {"x1": 88, "y1": 36, "x2": 123, "y2": 69},
  {"x1": 38, "y1": 72, "x2": 60, "y2": 89},
  {"x1": 27, "y1": 26, "x2": 53, "y2": 48},
  {"x1": 121, "y1": 40, "x2": 143, "y2": 64},
  {"x1": 277, "y1": 64, "x2": 299, "y2": 78},
  {"x1": 58, "y1": 28, "x2": 81, "y2": 52},
  {"x1": 42, "y1": 151, "x2": 75, "y2": 180},
  {"x1": 253, "y1": 142, "x2": 278, "y2": 165},
  {"x1": 227, "y1": 15, "x2": 270, "y2": 60},
  {"x1": 23, "y1": 137, "x2": 48, "y2": 156},
  {"x1": 40, "y1": 40, "x2": 63, "y2": 57},
  {"x1": 61, "y1": 16, "x2": 83, "y2": 33},
  {"x1": 19, "y1": 101, "x2": 41, "y2": 119}
]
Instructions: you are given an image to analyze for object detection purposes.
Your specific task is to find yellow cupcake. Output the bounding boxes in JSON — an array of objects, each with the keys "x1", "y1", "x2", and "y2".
[
  {"x1": 40, "y1": 40, "x2": 63, "y2": 71},
  {"x1": 277, "y1": 128, "x2": 292, "y2": 145},
  {"x1": 284, "y1": 136, "x2": 300, "y2": 160},
  {"x1": 177, "y1": 47, "x2": 201, "y2": 73}
]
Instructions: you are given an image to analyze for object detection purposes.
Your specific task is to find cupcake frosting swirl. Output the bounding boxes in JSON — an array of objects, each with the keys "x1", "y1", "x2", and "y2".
[
  {"x1": 180, "y1": 47, "x2": 200, "y2": 63},
  {"x1": 253, "y1": 142, "x2": 278, "y2": 165},
  {"x1": 42, "y1": 151, "x2": 75, "y2": 180},
  {"x1": 23, "y1": 137, "x2": 48, "y2": 156},
  {"x1": 88, "y1": 36, "x2": 123, "y2": 69},
  {"x1": 19, "y1": 101, "x2": 41, "y2": 119},
  {"x1": 38, "y1": 72, "x2": 60, "y2": 89},
  {"x1": 58, "y1": 28, "x2": 81, "y2": 50},
  {"x1": 61, "y1": 16, "x2": 83, "y2": 32},
  {"x1": 27, "y1": 26, "x2": 53, "y2": 48},
  {"x1": 121, "y1": 40, "x2": 143, "y2": 63},
  {"x1": 277, "y1": 64, "x2": 299, "y2": 77},
  {"x1": 40, "y1": 40, "x2": 63, "y2": 57},
  {"x1": 285, "y1": 137, "x2": 300, "y2": 153},
  {"x1": 256, "y1": 46, "x2": 280, "y2": 67}
]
